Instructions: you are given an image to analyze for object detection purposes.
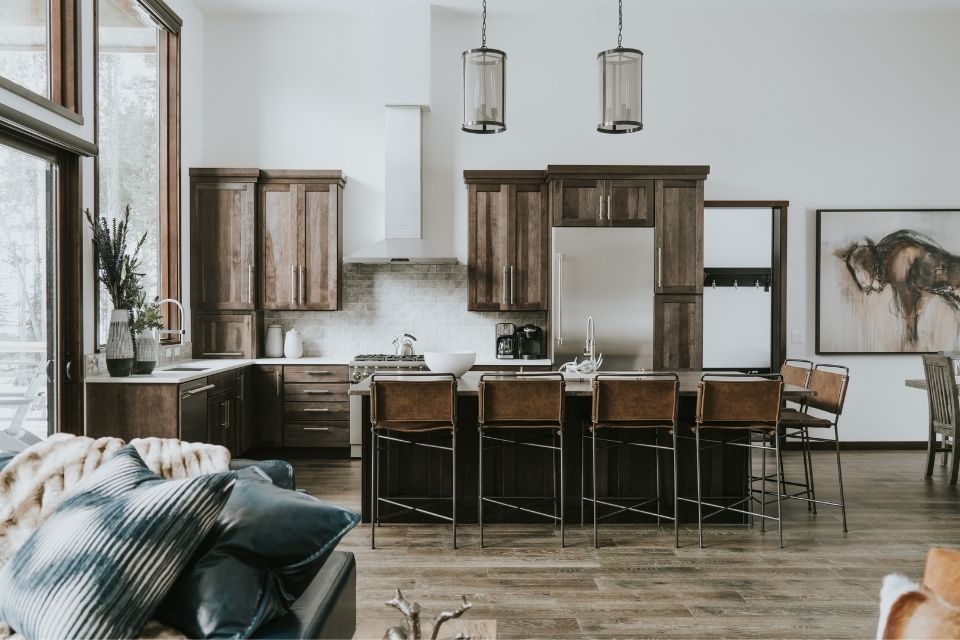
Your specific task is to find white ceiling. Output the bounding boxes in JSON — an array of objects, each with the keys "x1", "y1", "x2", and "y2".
[{"x1": 191, "y1": 0, "x2": 960, "y2": 17}]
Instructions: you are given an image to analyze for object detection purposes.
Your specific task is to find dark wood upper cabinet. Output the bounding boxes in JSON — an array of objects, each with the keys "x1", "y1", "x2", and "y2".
[
  {"x1": 553, "y1": 178, "x2": 604, "y2": 226},
  {"x1": 466, "y1": 171, "x2": 548, "y2": 311},
  {"x1": 192, "y1": 313, "x2": 259, "y2": 359},
  {"x1": 655, "y1": 179, "x2": 704, "y2": 294},
  {"x1": 654, "y1": 294, "x2": 703, "y2": 370},
  {"x1": 190, "y1": 169, "x2": 258, "y2": 311},
  {"x1": 259, "y1": 171, "x2": 344, "y2": 311},
  {"x1": 605, "y1": 179, "x2": 655, "y2": 226}
]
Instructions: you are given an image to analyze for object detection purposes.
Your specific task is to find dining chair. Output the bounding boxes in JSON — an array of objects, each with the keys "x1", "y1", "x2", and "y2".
[
  {"x1": 922, "y1": 354, "x2": 960, "y2": 485},
  {"x1": 370, "y1": 373, "x2": 458, "y2": 548}
]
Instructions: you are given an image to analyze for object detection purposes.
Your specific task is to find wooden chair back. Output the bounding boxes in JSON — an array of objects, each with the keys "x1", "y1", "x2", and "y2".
[{"x1": 922, "y1": 354, "x2": 959, "y2": 431}]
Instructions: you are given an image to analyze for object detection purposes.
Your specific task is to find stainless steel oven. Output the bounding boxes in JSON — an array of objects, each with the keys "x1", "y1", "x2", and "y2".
[{"x1": 348, "y1": 355, "x2": 426, "y2": 458}]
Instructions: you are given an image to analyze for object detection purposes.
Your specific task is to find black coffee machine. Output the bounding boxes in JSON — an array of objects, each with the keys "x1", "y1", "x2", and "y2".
[{"x1": 516, "y1": 324, "x2": 545, "y2": 360}]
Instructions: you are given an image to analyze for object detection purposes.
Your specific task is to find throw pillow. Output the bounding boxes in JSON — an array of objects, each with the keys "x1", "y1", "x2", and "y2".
[
  {"x1": 155, "y1": 467, "x2": 359, "y2": 638},
  {"x1": 0, "y1": 445, "x2": 236, "y2": 640}
]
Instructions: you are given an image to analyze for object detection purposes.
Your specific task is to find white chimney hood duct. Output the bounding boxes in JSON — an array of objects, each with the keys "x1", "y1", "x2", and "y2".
[{"x1": 344, "y1": 105, "x2": 457, "y2": 264}]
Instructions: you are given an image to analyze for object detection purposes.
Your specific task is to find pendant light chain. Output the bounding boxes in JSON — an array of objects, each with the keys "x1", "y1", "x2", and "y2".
[
  {"x1": 481, "y1": 0, "x2": 487, "y2": 48},
  {"x1": 617, "y1": 0, "x2": 623, "y2": 49}
]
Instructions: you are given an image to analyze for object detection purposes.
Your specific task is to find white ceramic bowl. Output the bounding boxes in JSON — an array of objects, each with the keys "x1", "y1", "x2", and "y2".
[{"x1": 423, "y1": 351, "x2": 476, "y2": 378}]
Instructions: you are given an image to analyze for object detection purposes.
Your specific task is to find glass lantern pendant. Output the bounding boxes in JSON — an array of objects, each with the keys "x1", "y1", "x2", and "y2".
[
  {"x1": 462, "y1": 0, "x2": 506, "y2": 134},
  {"x1": 598, "y1": 0, "x2": 643, "y2": 134}
]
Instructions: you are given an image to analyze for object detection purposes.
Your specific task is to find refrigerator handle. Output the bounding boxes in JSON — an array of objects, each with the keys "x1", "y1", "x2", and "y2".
[{"x1": 556, "y1": 253, "x2": 564, "y2": 345}]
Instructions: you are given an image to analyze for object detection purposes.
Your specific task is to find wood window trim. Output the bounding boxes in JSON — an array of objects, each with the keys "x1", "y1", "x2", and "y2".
[
  {"x1": 0, "y1": 0, "x2": 81, "y2": 123},
  {"x1": 93, "y1": 0, "x2": 182, "y2": 348}
]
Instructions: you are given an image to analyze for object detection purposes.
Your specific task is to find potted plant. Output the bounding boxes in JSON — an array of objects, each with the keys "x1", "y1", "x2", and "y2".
[
  {"x1": 85, "y1": 206, "x2": 146, "y2": 377},
  {"x1": 131, "y1": 293, "x2": 164, "y2": 375}
]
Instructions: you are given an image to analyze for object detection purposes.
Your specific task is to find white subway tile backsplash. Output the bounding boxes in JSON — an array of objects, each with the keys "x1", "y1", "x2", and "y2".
[{"x1": 265, "y1": 263, "x2": 545, "y2": 358}]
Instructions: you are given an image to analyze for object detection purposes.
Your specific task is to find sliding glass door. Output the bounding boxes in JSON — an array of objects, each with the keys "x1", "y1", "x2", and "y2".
[{"x1": 0, "y1": 140, "x2": 57, "y2": 445}]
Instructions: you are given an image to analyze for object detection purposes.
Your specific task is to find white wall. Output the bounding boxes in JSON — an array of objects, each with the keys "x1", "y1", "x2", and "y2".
[{"x1": 201, "y1": 2, "x2": 960, "y2": 441}]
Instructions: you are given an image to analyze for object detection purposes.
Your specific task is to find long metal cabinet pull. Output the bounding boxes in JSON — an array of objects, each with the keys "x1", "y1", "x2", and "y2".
[
  {"x1": 598, "y1": 196, "x2": 603, "y2": 222},
  {"x1": 291, "y1": 265, "x2": 297, "y2": 305},
  {"x1": 188, "y1": 384, "x2": 215, "y2": 395},
  {"x1": 502, "y1": 265, "x2": 508, "y2": 305},
  {"x1": 556, "y1": 253, "x2": 564, "y2": 345},
  {"x1": 304, "y1": 407, "x2": 331, "y2": 413},
  {"x1": 299, "y1": 266, "x2": 305, "y2": 304},
  {"x1": 657, "y1": 247, "x2": 662, "y2": 289},
  {"x1": 201, "y1": 352, "x2": 243, "y2": 357},
  {"x1": 275, "y1": 370, "x2": 281, "y2": 397},
  {"x1": 248, "y1": 265, "x2": 253, "y2": 303},
  {"x1": 607, "y1": 195, "x2": 612, "y2": 221},
  {"x1": 510, "y1": 266, "x2": 515, "y2": 304},
  {"x1": 303, "y1": 427, "x2": 330, "y2": 431}
]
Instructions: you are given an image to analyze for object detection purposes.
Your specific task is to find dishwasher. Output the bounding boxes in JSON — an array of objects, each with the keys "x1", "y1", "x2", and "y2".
[{"x1": 179, "y1": 378, "x2": 212, "y2": 442}]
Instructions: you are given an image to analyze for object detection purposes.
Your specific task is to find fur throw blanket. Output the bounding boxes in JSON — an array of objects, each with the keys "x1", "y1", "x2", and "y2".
[{"x1": 0, "y1": 434, "x2": 232, "y2": 640}]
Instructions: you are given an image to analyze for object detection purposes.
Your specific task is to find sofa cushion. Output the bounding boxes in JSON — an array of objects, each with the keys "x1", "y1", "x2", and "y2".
[
  {"x1": 156, "y1": 467, "x2": 359, "y2": 638},
  {"x1": 0, "y1": 445, "x2": 236, "y2": 639},
  {"x1": 229, "y1": 458, "x2": 296, "y2": 490}
]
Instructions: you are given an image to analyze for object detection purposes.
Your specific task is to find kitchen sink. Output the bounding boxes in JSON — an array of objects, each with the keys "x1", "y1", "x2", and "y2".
[{"x1": 163, "y1": 366, "x2": 210, "y2": 372}]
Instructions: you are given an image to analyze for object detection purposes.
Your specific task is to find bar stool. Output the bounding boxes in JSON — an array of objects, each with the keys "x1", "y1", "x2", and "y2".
[
  {"x1": 581, "y1": 373, "x2": 680, "y2": 548},
  {"x1": 777, "y1": 364, "x2": 850, "y2": 531},
  {"x1": 776, "y1": 359, "x2": 816, "y2": 510},
  {"x1": 679, "y1": 374, "x2": 784, "y2": 548},
  {"x1": 370, "y1": 373, "x2": 458, "y2": 549},
  {"x1": 478, "y1": 372, "x2": 565, "y2": 548}
]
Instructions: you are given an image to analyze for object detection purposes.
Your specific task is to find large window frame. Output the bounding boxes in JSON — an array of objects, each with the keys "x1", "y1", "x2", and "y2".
[
  {"x1": 0, "y1": 0, "x2": 81, "y2": 123},
  {"x1": 93, "y1": 0, "x2": 182, "y2": 348}
]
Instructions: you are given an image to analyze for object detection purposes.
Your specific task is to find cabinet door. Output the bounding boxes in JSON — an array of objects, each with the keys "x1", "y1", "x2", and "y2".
[
  {"x1": 236, "y1": 367, "x2": 253, "y2": 455},
  {"x1": 509, "y1": 183, "x2": 548, "y2": 310},
  {"x1": 252, "y1": 365, "x2": 283, "y2": 447},
  {"x1": 654, "y1": 294, "x2": 703, "y2": 370},
  {"x1": 468, "y1": 184, "x2": 512, "y2": 310},
  {"x1": 606, "y1": 179, "x2": 655, "y2": 227},
  {"x1": 191, "y1": 181, "x2": 256, "y2": 310},
  {"x1": 260, "y1": 183, "x2": 301, "y2": 310},
  {"x1": 553, "y1": 179, "x2": 604, "y2": 226},
  {"x1": 193, "y1": 313, "x2": 255, "y2": 358},
  {"x1": 301, "y1": 183, "x2": 340, "y2": 310},
  {"x1": 655, "y1": 179, "x2": 704, "y2": 294},
  {"x1": 207, "y1": 393, "x2": 238, "y2": 456}
]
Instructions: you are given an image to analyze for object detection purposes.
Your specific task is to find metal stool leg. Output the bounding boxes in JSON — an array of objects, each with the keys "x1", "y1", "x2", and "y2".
[
  {"x1": 760, "y1": 433, "x2": 767, "y2": 533},
  {"x1": 800, "y1": 427, "x2": 813, "y2": 512},
  {"x1": 655, "y1": 435, "x2": 662, "y2": 526},
  {"x1": 452, "y1": 429, "x2": 457, "y2": 549},
  {"x1": 834, "y1": 423, "x2": 848, "y2": 532},
  {"x1": 552, "y1": 432, "x2": 559, "y2": 527},
  {"x1": 671, "y1": 429, "x2": 679, "y2": 548},
  {"x1": 371, "y1": 427, "x2": 377, "y2": 549},
  {"x1": 478, "y1": 429, "x2": 484, "y2": 548},
  {"x1": 775, "y1": 431, "x2": 784, "y2": 548},
  {"x1": 695, "y1": 427, "x2": 703, "y2": 548},
  {"x1": 559, "y1": 428, "x2": 565, "y2": 548},
  {"x1": 592, "y1": 427, "x2": 598, "y2": 549}
]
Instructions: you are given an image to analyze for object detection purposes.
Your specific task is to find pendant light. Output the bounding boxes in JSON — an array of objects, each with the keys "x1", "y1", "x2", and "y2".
[
  {"x1": 462, "y1": 0, "x2": 506, "y2": 134},
  {"x1": 598, "y1": 0, "x2": 643, "y2": 133}
]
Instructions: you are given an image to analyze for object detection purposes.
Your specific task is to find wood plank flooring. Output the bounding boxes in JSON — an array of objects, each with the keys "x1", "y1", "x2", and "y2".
[{"x1": 293, "y1": 450, "x2": 960, "y2": 639}]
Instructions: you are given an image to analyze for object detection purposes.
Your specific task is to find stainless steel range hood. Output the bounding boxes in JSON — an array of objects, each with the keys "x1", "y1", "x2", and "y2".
[{"x1": 344, "y1": 105, "x2": 457, "y2": 264}]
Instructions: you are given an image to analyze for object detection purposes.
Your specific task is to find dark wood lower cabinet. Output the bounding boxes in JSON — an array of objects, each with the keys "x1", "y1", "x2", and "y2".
[
  {"x1": 207, "y1": 392, "x2": 238, "y2": 457},
  {"x1": 654, "y1": 294, "x2": 703, "y2": 370},
  {"x1": 252, "y1": 365, "x2": 283, "y2": 447}
]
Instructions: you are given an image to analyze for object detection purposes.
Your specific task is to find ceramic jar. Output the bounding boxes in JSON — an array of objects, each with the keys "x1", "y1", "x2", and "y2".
[
  {"x1": 265, "y1": 324, "x2": 284, "y2": 358},
  {"x1": 284, "y1": 328, "x2": 303, "y2": 359}
]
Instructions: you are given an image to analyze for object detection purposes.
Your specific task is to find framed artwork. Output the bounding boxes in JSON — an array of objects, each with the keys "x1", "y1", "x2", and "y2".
[{"x1": 816, "y1": 209, "x2": 960, "y2": 354}]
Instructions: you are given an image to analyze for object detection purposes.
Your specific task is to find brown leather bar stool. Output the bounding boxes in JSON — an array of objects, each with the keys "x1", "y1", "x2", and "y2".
[
  {"x1": 776, "y1": 359, "x2": 816, "y2": 510},
  {"x1": 777, "y1": 364, "x2": 850, "y2": 531},
  {"x1": 922, "y1": 354, "x2": 960, "y2": 485},
  {"x1": 370, "y1": 373, "x2": 458, "y2": 549},
  {"x1": 678, "y1": 374, "x2": 785, "y2": 548},
  {"x1": 581, "y1": 373, "x2": 680, "y2": 548},
  {"x1": 478, "y1": 372, "x2": 566, "y2": 548}
]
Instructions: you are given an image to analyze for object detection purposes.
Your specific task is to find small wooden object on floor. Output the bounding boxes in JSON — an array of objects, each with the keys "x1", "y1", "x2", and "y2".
[{"x1": 354, "y1": 618, "x2": 497, "y2": 640}]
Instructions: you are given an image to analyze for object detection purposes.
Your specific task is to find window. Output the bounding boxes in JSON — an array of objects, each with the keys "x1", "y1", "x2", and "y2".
[
  {"x1": 0, "y1": 0, "x2": 79, "y2": 117},
  {"x1": 96, "y1": 0, "x2": 180, "y2": 346}
]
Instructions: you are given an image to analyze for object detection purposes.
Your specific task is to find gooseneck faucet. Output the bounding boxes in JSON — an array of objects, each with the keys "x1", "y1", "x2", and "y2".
[
  {"x1": 157, "y1": 298, "x2": 186, "y2": 337},
  {"x1": 584, "y1": 315, "x2": 595, "y2": 363}
]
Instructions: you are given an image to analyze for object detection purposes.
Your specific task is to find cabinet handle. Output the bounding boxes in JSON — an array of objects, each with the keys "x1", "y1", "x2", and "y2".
[
  {"x1": 248, "y1": 265, "x2": 253, "y2": 303},
  {"x1": 502, "y1": 265, "x2": 508, "y2": 305},
  {"x1": 225, "y1": 401, "x2": 230, "y2": 429},
  {"x1": 303, "y1": 427, "x2": 330, "y2": 431},
  {"x1": 188, "y1": 384, "x2": 215, "y2": 395},
  {"x1": 304, "y1": 389, "x2": 331, "y2": 394},
  {"x1": 202, "y1": 352, "x2": 243, "y2": 357},
  {"x1": 306, "y1": 370, "x2": 332, "y2": 375},
  {"x1": 510, "y1": 266, "x2": 515, "y2": 305},
  {"x1": 238, "y1": 371, "x2": 245, "y2": 402},
  {"x1": 220, "y1": 400, "x2": 228, "y2": 429},
  {"x1": 556, "y1": 253, "x2": 564, "y2": 346},
  {"x1": 275, "y1": 370, "x2": 281, "y2": 397},
  {"x1": 607, "y1": 195, "x2": 612, "y2": 221},
  {"x1": 299, "y1": 266, "x2": 305, "y2": 304},
  {"x1": 599, "y1": 195, "x2": 603, "y2": 223},
  {"x1": 291, "y1": 265, "x2": 297, "y2": 305},
  {"x1": 657, "y1": 247, "x2": 662, "y2": 289},
  {"x1": 304, "y1": 407, "x2": 331, "y2": 413}
]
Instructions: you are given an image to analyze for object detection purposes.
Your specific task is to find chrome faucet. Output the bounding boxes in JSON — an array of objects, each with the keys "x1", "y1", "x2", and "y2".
[
  {"x1": 157, "y1": 298, "x2": 186, "y2": 337},
  {"x1": 584, "y1": 316, "x2": 595, "y2": 362}
]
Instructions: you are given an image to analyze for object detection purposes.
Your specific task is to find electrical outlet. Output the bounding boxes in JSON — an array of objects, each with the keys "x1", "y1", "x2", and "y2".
[
  {"x1": 790, "y1": 331, "x2": 804, "y2": 344},
  {"x1": 174, "y1": 346, "x2": 181, "y2": 357}
]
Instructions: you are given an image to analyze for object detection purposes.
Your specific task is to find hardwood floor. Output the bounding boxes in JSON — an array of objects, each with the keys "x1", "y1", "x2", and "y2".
[{"x1": 294, "y1": 450, "x2": 959, "y2": 639}]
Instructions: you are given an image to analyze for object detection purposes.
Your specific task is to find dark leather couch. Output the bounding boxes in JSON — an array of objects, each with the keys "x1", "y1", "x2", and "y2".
[{"x1": 0, "y1": 452, "x2": 356, "y2": 640}]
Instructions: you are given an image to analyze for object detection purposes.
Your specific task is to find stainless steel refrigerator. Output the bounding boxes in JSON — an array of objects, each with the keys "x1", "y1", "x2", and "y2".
[{"x1": 551, "y1": 227, "x2": 655, "y2": 371}]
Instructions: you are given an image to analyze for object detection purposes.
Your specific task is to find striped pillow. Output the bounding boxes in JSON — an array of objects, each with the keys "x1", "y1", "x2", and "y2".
[{"x1": 0, "y1": 445, "x2": 236, "y2": 640}]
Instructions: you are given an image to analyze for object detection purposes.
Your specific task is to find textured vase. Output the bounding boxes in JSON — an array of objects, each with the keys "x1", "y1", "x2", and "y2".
[
  {"x1": 134, "y1": 329, "x2": 158, "y2": 375},
  {"x1": 106, "y1": 309, "x2": 134, "y2": 377}
]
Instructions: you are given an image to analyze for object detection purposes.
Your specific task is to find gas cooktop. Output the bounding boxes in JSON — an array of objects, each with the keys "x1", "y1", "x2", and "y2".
[{"x1": 352, "y1": 354, "x2": 425, "y2": 363}]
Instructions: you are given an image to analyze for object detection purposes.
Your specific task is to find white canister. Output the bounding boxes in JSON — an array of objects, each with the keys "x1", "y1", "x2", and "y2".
[
  {"x1": 284, "y1": 328, "x2": 304, "y2": 359},
  {"x1": 265, "y1": 324, "x2": 284, "y2": 358}
]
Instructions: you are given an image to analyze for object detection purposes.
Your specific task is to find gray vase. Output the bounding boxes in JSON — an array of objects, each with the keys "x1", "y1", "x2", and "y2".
[
  {"x1": 106, "y1": 308, "x2": 134, "y2": 377},
  {"x1": 134, "y1": 329, "x2": 158, "y2": 375}
]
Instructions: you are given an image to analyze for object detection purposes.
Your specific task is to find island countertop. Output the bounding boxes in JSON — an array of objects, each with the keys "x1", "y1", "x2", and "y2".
[{"x1": 349, "y1": 370, "x2": 814, "y2": 398}]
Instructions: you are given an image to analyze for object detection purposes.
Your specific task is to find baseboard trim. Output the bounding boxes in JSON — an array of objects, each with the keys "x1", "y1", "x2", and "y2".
[{"x1": 783, "y1": 441, "x2": 927, "y2": 451}]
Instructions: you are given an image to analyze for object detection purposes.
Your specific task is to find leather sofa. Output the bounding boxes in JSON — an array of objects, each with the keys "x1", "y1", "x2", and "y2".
[{"x1": 0, "y1": 452, "x2": 356, "y2": 640}]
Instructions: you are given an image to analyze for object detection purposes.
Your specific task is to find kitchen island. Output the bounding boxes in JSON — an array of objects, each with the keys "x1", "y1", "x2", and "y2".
[{"x1": 351, "y1": 371, "x2": 812, "y2": 525}]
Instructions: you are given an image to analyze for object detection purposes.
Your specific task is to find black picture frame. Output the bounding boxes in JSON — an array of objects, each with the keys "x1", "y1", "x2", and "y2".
[{"x1": 816, "y1": 208, "x2": 960, "y2": 355}]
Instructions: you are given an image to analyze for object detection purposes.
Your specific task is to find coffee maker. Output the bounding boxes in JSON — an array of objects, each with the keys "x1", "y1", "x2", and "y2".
[
  {"x1": 517, "y1": 324, "x2": 545, "y2": 360},
  {"x1": 496, "y1": 323, "x2": 517, "y2": 359}
]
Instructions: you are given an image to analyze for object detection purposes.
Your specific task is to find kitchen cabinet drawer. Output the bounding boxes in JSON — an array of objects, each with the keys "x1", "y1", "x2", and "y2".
[
  {"x1": 283, "y1": 422, "x2": 349, "y2": 447},
  {"x1": 283, "y1": 366, "x2": 348, "y2": 383},
  {"x1": 284, "y1": 401, "x2": 350, "y2": 422},
  {"x1": 206, "y1": 370, "x2": 238, "y2": 397},
  {"x1": 283, "y1": 382, "x2": 349, "y2": 402}
]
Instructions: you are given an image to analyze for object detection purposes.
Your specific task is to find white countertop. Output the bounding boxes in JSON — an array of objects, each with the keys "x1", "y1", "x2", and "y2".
[{"x1": 86, "y1": 356, "x2": 555, "y2": 384}]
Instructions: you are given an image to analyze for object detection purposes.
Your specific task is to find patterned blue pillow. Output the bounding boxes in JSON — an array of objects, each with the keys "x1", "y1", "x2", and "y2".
[{"x1": 0, "y1": 445, "x2": 237, "y2": 640}]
